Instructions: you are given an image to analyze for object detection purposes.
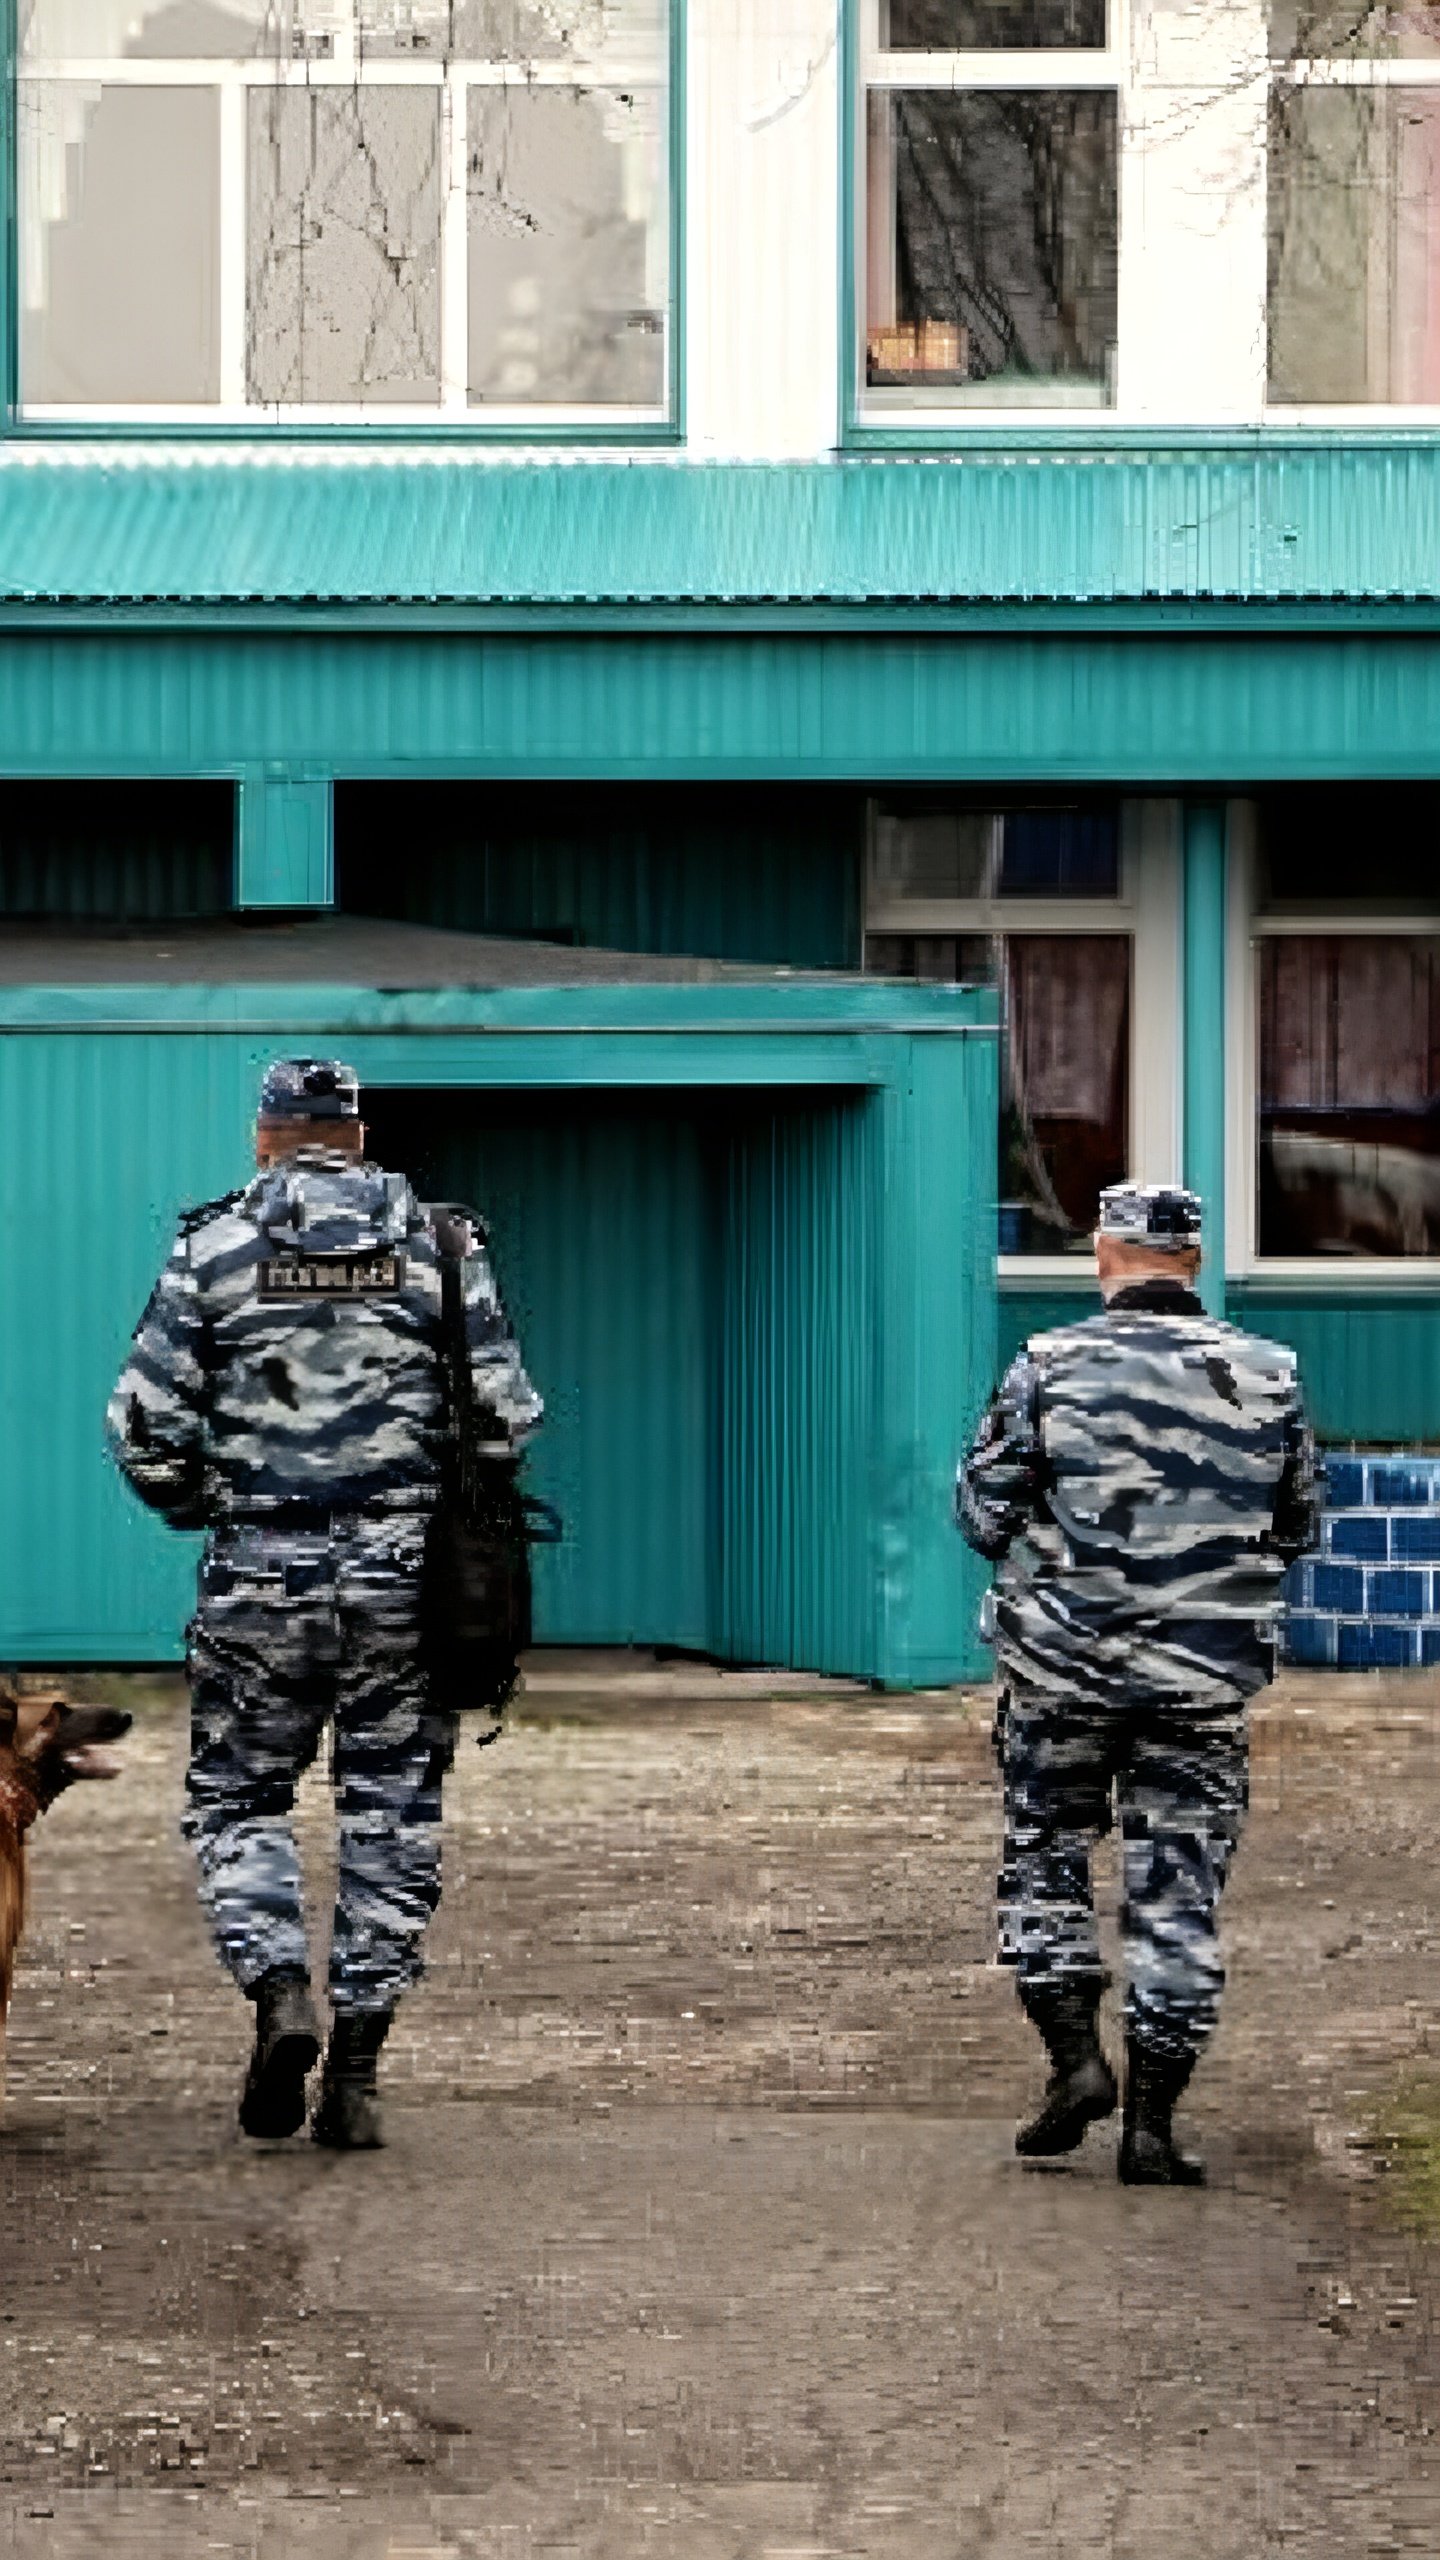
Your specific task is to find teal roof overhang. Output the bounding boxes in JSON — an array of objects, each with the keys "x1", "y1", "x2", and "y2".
[
  {"x1": 5, "y1": 452, "x2": 1440, "y2": 782},
  {"x1": 6, "y1": 448, "x2": 1440, "y2": 619}
]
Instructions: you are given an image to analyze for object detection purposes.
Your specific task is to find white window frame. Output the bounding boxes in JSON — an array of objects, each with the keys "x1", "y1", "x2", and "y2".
[
  {"x1": 17, "y1": 41, "x2": 671, "y2": 426},
  {"x1": 864, "y1": 795, "x2": 1182, "y2": 1279},
  {"x1": 854, "y1": 0, "x2": 1129, "y2": 430},
  {"x1": 854, "y1": 0, "x2": 1440, "y2": 429},
  {"x1": 1265, "y1": 47, "x2": 1440, "y2": 426},
  {"x1": 1226, "y1": 803, "x2": 1440, "y2": 1281}
]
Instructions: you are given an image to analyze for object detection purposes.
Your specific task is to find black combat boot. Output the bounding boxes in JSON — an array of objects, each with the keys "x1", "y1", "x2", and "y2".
[
  {"x1": 1118, "y1": 2037, "x2": 1206, "y2": 2186},
  {"x1": 311, "y1": 2009, "x2": 393, "y2": 2151},
  {"x1": 239, "y1": 1969, "x2": 322, "y2": 2140},
  {"x1": 1014, "y1": 1976, "x2": 1118, "y2": 2157}
]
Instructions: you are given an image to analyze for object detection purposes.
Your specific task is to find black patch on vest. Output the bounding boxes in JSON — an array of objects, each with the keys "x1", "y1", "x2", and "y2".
[
  {"x1": 1204, "y1": 1354, "x2": 1241, "y2": 1408},
  {"x1": 258, "y1": 1251, "x2": 407, "y2": 1301}
]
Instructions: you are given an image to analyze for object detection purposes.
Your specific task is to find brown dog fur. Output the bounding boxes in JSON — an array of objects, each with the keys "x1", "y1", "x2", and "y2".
[{"x1": 0, "y1": 1681, "x2": 131, "y2": 2081}]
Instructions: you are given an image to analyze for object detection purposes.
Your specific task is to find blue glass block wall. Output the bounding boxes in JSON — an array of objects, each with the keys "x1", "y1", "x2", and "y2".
[{"x1": 1285, "y1": 1454, "x2": 1440, "y2": 1671}]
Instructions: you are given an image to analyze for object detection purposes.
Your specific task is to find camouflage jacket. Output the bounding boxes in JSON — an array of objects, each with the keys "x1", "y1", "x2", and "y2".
[
  {"x1": 956, "y1": 1282, "x2": 1322, "y2": 1696},
  {"x1": 106, "y1": 1149, "x2": 541, "y2": 1529}
]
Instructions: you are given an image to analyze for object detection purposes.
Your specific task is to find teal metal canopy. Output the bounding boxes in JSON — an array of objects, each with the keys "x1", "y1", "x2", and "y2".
[{"x1": 6, "y1": 449, "x2": 1440, "y2": 612}]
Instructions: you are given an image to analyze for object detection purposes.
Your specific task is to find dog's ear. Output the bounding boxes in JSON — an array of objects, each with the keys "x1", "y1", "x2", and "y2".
[
  {"x1": 16, "y1": 1700, "x2": 61, "y2": 1762},
  {"x1": 0, "y1": 1687, "x2": 17, "y2": 1750}
]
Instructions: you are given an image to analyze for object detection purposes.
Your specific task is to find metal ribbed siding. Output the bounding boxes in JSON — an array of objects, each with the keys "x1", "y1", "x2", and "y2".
[
  {"x1": 719, "y1": 1099, "x2": 879, "y2": 1674},
  {"x1": 398, "y1": 1092, "x2": 880, "y2": 1665},
  {"x1": 337, "y1": 783, "x2": 863, "y2": 971},
  {"x1": 9, "y1": 452, "x2": 1440, "y2": 606},
  {"x1": 11, "y1": 629, "x2": 1440, "y2": 786},
  {"x1": 418, "y1": 1100, "x2": 714, "y2": 1652},
  {"x1": 1228, "y1": 1291, "x2": 1440, "y2": 1448},
  {"x1": 0, "y1": 782, "x2": 233, "y2": 917},
  {"x1": 0, "y1": 1031, "x2": 270, "y2": 1655}
]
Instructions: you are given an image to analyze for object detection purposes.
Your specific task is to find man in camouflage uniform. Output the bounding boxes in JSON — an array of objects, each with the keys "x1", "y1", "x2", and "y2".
[
  {"x1": 106, "y1": 1059, "x2": 541, "y2": 2150},
  {"x1": 957, "y1": 1184, "x2": 1320, "y2": 2185}
]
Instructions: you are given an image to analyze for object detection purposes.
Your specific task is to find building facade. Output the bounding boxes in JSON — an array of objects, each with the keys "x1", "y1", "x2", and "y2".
[{"x1": 2, "y1": 0, "x2": 1438, "y2": 1673}]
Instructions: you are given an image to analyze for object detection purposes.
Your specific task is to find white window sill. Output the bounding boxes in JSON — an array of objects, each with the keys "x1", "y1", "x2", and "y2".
[
  {"x1": 997, "y1": 1257, "x2": 1097, "y2": 1285},
  {"x1": 1233, "y1": 1263, "x2": 1440, "y2": 1290}
]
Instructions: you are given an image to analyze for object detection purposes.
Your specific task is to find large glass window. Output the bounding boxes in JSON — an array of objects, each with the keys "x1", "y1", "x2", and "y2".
[
  {"x1": 17, "y1": 0, "x2": 671, "y2": 422},
  {"x1": 1269, "y1": 3, "x2": 1440, "y2": 402},
  {"x1": 858, "y1": 2, "x2": 1119, "y2": 415},
  {"x1": 865, "y1": 797, "x2": 1147, "y2": 1255},
  {"x1": 1258, "y1": 936, "x2": 1440, "y2": 1255}
]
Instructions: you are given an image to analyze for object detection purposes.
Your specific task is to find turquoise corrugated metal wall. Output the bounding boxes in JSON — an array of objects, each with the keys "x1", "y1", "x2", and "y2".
[
  {"x1": 997, "y1": 1285, "x2": 1097, "y2": 1376},
  {"x1": 0, "y1": 781, "x2": 233, "y2": 916},
  {"x1": 390, "y1": 1096, "x2": 714, "y2": 1651},
  {"x1": 379, "y1": 1090, "x2": 882, "y2": 1666},
  {"x1": 1, "y1": 1031, "x2": 272, "y2": 1655},
  {"x1": 718, "y1": 1099, "x2": 878, "y2": 1673},
  {"x1": 1226, "y1": 1290, "x2": 1440, "y2": 1447},
  {"x1": 0, "y1": 1015, "x2": 996, "y2": 1679},
  {"x1": 999, "y1": 1281, "x2": 1440, "y2": 1448},
  {"x1": 12, "y1": 631, "x2": 1440, "y2": 785},
  {"x1": 337, "y1": 784, "x2": 863, "y2": 970}
]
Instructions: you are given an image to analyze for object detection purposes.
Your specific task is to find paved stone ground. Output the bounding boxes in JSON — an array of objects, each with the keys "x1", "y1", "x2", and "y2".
[{"x1": 2, "y1": 1662, "x2": 1440, "y2": 2558}]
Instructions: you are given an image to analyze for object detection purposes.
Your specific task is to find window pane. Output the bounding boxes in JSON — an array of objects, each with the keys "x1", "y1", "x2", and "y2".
[
  {"x1": 1257, "y1": 788, "x2": 1440, "y2": 906},
  {"x1": 19, "y1": 2, "x2": 670, "y2": 415},
  {"x1": 1269, "y1": 2, "x2": 1440, "y2": 58},
  {"x1": 865, "y1": 931, "x2": 996, "y2": 980},
  {"x1": 247, "y1": 88, "x2": 442, "y2": 406},
  {"x1": 1268, "y1": 87, "x2": 1440, "y2": 403},
  {"x1": 879, "y1": 0, "x2": 1106, "y2": 44},
  {"x1": 872, "y1": 808, "x2": 999, "y2": 901},
  {"x1": 467, "y1": 85, "x2": 667, "y2": 407},
  {"x1": 1001, "y1": 935, "x2": 1130, "y2": 1253},
  {"x1": 999, "y1": 806, "x2": 1119, "y2": 895},
  {"x1": 358, "y1": 0, "x2": 666, "y2": 67},
  {"x1": 869, "y1": 801, "x2": 1120, "y2": 901},
  {"x1": 865, "y1": 90, "x2": 1117, "y2": 405},
  {"x1": 1258, "y1": 937, "x2": 1440, "y2": 1256},
  {"x1": 20, "y1": 0, "x2": 664, "y2": 61},
  {"x1": 22, "y1": 0, "x2": 277, "y2": 62},
  {"x1": 864, "y1": 929, "x2": 1131, "y2": 1253},
  {"x1": 18, "y1": 84, "x2": 220, "y2": 404}
]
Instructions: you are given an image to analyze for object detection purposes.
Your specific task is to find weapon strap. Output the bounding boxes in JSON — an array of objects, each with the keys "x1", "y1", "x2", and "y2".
[{"x1": 429, "y1": 1205, "x2": 478, "y2": 1506}]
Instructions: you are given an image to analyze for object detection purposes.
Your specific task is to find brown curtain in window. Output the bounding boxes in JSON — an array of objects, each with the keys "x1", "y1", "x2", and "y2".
[{"x1": 1261, "y1": 939, "x2": 1440, "y2": 1114}]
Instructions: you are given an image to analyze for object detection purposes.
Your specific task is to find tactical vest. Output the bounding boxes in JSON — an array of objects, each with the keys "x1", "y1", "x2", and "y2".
[{"x1": 1007, "y1": 1308, "x2": 1299, "y2": 1629}]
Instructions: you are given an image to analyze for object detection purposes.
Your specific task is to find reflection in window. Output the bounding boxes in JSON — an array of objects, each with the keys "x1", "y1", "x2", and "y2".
[
  {"x1": 17, "y1": 0, "x2": 670, "y2": 417},
  {"x1": 866, "y1": 930, "x2": 1131, "y2": 1253},
  {"x1": 880, "y1": 0, "x2": 1106, "y2": 45},
  {"x1": 1268, "y1": 86, "x2": 1440, "y2": 402},
  {"x1": 1258, "y1": 937, "x2": 1440, "y2": 1255},
  {"x1": 248, "y1": 90, "x2": 442, "y2": 405},
  {"x1": 1270, "y1": 2, "x2": 1440, "y2": 56},
  {"x1": 18, "y1": 86, "x2": 221, "y2": 405},
  {"x1": 869, "y1": 801, "x2": 1121, "y2": 902},
  {"x1": 468, "y1": 86, "x2": 666, "y2": 407},
  {"x1": 865, "y1": 90, "x2": 1118, "y2": 405}
]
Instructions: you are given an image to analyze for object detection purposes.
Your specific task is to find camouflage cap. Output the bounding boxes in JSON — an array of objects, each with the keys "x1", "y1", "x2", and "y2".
[
  {"x1": 256, "y1": 1057, "x2": 361, "y2": 1124},
  {"x1": 1097, "y1": 1183, "x2": 1203, "y2": 1251}
]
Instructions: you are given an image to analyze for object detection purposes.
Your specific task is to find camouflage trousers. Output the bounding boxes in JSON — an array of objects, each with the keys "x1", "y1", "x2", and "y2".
[
  {"x1": 182, "y1": 1516, "x2": 457, "y2": 2016},
  {"x1": 995, "y1": 1676, "x2": 1250, "y2": 2066}
]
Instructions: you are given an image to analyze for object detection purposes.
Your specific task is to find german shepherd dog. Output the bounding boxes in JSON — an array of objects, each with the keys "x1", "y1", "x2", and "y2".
[{"x1": 0, "y1": 1681, "x2": 131, "y2": 2085}]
